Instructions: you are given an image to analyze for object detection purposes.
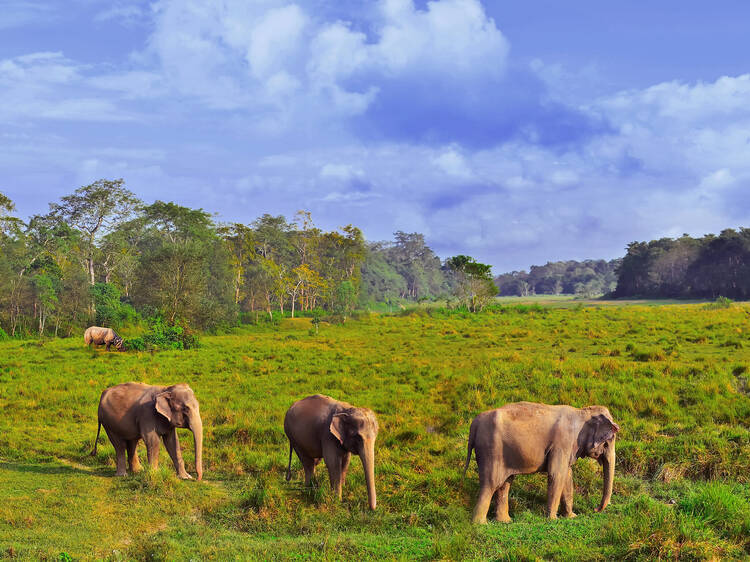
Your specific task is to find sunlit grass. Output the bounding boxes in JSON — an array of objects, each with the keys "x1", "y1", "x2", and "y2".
[{"x1": 1, "y1": 303, "x2": 749, "y2": 559}]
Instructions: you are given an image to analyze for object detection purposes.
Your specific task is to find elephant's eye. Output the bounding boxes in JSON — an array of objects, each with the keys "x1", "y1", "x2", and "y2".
[{"x1": 603, "y1": 442, "x2": 609, "y2": 448}]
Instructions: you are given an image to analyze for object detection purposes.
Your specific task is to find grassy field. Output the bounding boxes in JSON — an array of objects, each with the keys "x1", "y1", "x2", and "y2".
[{"x1": 1, "y1": 303, "x2": 749, "y2": 560}]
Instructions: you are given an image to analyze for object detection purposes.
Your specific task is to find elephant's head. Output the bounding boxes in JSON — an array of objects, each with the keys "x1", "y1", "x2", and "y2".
[
  {"x1": 330, "y1": 407, "x2": 379, "y2": 510},
  {"x1": 155, "y1": 384, "x2": 203, "y2": 480},
  {"x1": 113, "y1": 335, "x2": 124, "y2": 351},
  {"x1": 579, "y1": 410, "x2": 620, "y2": 513}
]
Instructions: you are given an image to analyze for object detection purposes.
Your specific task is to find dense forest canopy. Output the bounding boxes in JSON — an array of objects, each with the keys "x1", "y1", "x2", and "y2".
[
  {"x1": 613, "y1": 229, "x2": 750, "y2": 299},
  {"x1": 494, "y1": 259, "x2": 621, "y2": 297},
  {"x1": 0, "y1": 183, "x2": 472, "y2": 337}
]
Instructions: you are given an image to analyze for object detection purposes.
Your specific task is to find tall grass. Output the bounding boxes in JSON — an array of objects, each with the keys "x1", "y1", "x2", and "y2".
[{"x1": 0, "y1": 303, "x2": 749, "y2": 559}]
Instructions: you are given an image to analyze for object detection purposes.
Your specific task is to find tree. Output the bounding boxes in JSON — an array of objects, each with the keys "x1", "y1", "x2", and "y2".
[
  {"x1": 133, "y1": 202, "x2": 235, "y2": 328},
  {"x1": 48, "y1": 179, "x2": 140, "y2": 285},
  {"x1": 219, "y1": 223, "x2": 256, "y2": 305},
  {"x1": 447, "y1": 255, "x2": 498, "y2": 312},
  {"x1": 333, "y1": 280, "x2": 357, "y2": 321}
]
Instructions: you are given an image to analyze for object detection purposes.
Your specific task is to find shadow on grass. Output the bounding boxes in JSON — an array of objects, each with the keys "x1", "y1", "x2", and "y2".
[{"x1": 0, "y1": 460, "x2": 110, "y2": 477}]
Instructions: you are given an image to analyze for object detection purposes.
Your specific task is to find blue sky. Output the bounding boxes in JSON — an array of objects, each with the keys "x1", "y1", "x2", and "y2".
[{"x1": 2, "y1": 0, "x2": 749, "y2": 271}]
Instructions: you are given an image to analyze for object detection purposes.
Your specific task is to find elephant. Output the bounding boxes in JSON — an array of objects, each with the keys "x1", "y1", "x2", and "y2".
[
  {"x1": 92, "y1": 382, "x2": 203, "y2": 480},
  {"x1": 464, "y1": 401, "x2": 620, "y2": 524},
  {"x1": 284, "y1": 394, "x2": 379, "y2": 510},
  {"x1": 84, "y1": 326, "x2": 124, "y2": 351}
]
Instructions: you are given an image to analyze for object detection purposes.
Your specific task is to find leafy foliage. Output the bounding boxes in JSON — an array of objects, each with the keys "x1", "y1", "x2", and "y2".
[
  {"x1": 614, "y1": 229, "x2": 750, "y2": 298},
  {"x1": 446, "y1": 254, "x2": 498, "y2": 312},
  {"x1": 495, "y1": 259, "x2": 620, "y2": 297},
  {"x1": 90, "y1": 283, "x2": 136, "y2": 327}
]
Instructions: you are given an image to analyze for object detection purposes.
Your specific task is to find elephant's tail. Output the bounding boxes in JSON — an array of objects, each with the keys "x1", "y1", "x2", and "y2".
[
  {"x1": 285, "y1": 440, "x2": 293, "y2": 481},
  {"x1": 463, "y1": 419, "x2": 476, "y2": 477},
  {"x1": 91, "y1": 421, "x2": 102, "y2": 456}
]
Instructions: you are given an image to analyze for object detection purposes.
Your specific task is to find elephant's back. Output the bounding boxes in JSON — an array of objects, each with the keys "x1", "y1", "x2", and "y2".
[
  {"x1": 100, "y1": 382, "x2": 151, "y2": 410},
  {"x1": 99, "y1": 383, "x2": 153, "y2": 433},
  {"x1": 284, "y1": 395, "x2": 336, "y2": 457}
]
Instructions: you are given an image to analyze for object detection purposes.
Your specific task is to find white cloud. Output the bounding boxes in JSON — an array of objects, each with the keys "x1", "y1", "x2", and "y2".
[
  {"x1": 0, "y1": 1, "x2": 56, "y2": 29},
  {"x1": 0, "y1": 52, "x2": 137, "y2": 122},
  {"x1": 698, "y1": 168, "x2": 735, "y2": 192},
  {"x1": 142, "y1": 0, "x2": 509, "y2": 121},
  {"x1": 374, "y1": 0, "x2": 508, "y2": 76},
  {"x1": 94, "y1": 3, "x2": 147, "y2": 27},
  {"x1": 432, "y1": 149, "x2": 473, "y2": 178},
  {"x1": 320, "y1": 164, "x2": 363, "y2": 181}
]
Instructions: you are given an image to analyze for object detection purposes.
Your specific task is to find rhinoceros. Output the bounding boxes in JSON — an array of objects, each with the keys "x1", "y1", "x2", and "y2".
[{"x1": 84, "y1": 326, "x2": 124, "y2": 351}]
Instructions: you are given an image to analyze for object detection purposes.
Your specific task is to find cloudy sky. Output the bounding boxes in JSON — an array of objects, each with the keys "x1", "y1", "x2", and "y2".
[{"x1": 2, "y1": 0, "x2": 749, "y2": 271}]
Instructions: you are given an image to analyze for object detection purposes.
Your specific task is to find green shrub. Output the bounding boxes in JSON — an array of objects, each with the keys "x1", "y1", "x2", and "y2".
[
  {"x1": 0, "y1": 326, "x2": 8, "y2": 341},
  {"x1": 123, "y1": 318, "x2": 198, "y2": 351},
  {"x1": 704, "y1": 296, "x2": 734, "y2": 310},
  {"x1": 143, "y1": 318, "x2": 198, "y2": 350},
  {"x1": 123, "y1": 336, "x2": 146, "y2": 351},
  {"x1": 239, "y1": 311, "x2": 282, "y2": 326}
]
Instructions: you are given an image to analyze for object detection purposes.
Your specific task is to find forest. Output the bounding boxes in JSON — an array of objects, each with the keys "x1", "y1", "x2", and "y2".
[
  {"x1": 612, "y1": 230, "x2": 750, "y2": 299},
  {"x1": 494, "y1": 259, "x2": 621, "y2": 297},
  {"x1": 3, "y1": 180, "x2": 749, "y2": 342},
  {"x1": 0, "y1": 181, "x2": 497, "y2": 338}
]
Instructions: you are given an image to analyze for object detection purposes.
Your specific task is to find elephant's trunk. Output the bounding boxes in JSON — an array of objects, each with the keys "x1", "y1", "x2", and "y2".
[
  {"x1": 359, "y1": 440, "x2": 377, "y2": 511},
  {"x1": 190, "y1": 413, "x2": 203, "y2": 481},
  {"x1": 596, "y1": 440, "x2": 616, "y2": 512}
]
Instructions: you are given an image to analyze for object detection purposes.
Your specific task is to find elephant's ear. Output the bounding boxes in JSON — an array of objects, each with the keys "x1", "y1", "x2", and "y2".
[
  {"x1": 592, "y1": 415, "x2": 620, "y2": 448},
  {"x1": 155, "y1": 392, "x2": 172, "y2": 423},
  {"x1": 329, "y1": 413, "x2": 348, "y2": 446}
]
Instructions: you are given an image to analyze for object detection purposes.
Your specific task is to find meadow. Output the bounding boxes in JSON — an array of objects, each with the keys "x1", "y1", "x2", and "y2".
[{"x1": 1, "y1": 303, "x2": 749, "y2": 560}]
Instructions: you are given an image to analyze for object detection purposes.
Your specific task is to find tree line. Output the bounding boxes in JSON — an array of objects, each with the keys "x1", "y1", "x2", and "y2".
[
  {"x1": 0, "y1": 180, "x2": 495, "y2": 338},
  {"x1": 613, "y1": 229, "x2": 750, "y2": 299},
  {"x1": 494, "y1": 259, "x2": 621, "y2": 297}
]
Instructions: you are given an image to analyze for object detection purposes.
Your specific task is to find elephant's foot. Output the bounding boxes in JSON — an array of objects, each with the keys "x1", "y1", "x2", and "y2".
[
  {"x1": 496, "y1": 514, "x2": 512, "y2": 523},
  {"x1": 178, "y1": 472, "x2": 193, "y2": 480},
  {"x1": 563, "y1": 511, "x2": 577, "y2": 519},
  {"x1": 548, "y1": 513, "x2": 558, "y2": 520},
  {"x1": 114, "y1": 470, "x2": 127, "y2": 477},
  {"x1": 471, "y1": 515, "x2": 488, "y2": 525}
]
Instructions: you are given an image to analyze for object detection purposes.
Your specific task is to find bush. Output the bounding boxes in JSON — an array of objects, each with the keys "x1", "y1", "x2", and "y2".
[
  {"x1": 705, "y1": 296, "x2": 734, "y2": 310},
  {"x1": 124, "y1": 318, "x2": 198, "y2": 351},
  {"x1": 239, "y1": 311, "x2": 282, "y2": 326},
  {"x1": 0, "y1": 326, "x2": 8, "y2": 341},
  {"x1": 123, "y1": 337, "x2": 146, "y2": 351},
  {"x1": 143, "y1": 318, "x2": 198, "y2": 350}
]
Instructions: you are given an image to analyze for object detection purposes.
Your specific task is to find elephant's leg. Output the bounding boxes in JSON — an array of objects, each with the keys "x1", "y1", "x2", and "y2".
[
  {"x1": 127, "y1": 439, "x2": 142, "y2": 473},
  {"x1": 104, "y1": 428, "x2": 128, "y2": 476},
  {"x1": 340, "y1": 452, "x2": 351, "y2": 489},
  {"x1": 561, "y1": 468, "x2": 576, "y2": 518},
  {"x1": 294, "y1": 446, "x2": 317, "y2": 486},
  {"x1": 163, "y1": 429, "x2": 191, "y2": 479},
  {"x1": 472, "y1": 451, "x2": 505, "y2": 524},
  {"x1": 472, "y1": 484, "x2": 495, "y2": 525},
  {"x1": 494, "y1": 476, "x2": 514, "y2": 523},
  {"x1": 322, "y1": 442, "x2": 343, "y2": 500},
  {"x1": 143, "y1": 431, "x2": 161, "y2": 471},
  {"x1": 546, "y1": 453, "x2": 567, "y2": 519}
]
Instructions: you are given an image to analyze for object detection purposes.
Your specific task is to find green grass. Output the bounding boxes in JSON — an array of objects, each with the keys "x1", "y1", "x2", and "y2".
[{"x1": 1, "y1": 304, "x2": 749, "y2": 560}]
